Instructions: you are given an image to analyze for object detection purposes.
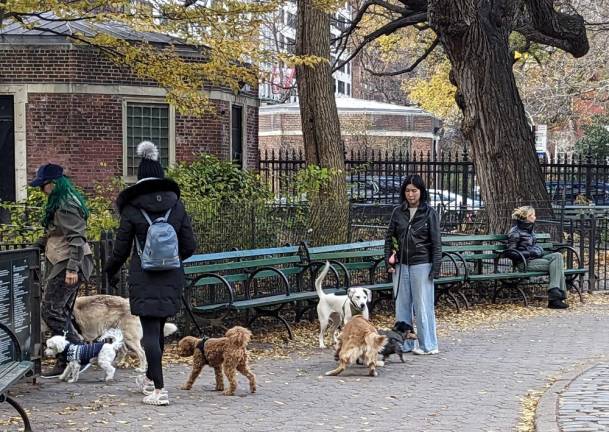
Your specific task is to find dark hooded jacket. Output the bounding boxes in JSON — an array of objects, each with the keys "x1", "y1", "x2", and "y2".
[
  {"x1": 384, "y1": 202, "x2": 442, "y2": 277},
  {"x1": 506, "y1": 220, "x2": 544, "y2": 261},
  {"x1": 104, "y1": 178, "x2": 196, "y2": 317}
]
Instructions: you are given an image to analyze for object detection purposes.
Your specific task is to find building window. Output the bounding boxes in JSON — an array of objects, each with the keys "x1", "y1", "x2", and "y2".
[
  {"x1": 126, "y1": 102, "x2": 170, "y2": 178},
  {"x1": 337, "y1": 80, "x2": 345, "y2": 94},
  {"x1": 347, "y1": 83, "x2": 351, "y2": 96},
  {"x1": 286, "y1": 11, "x2": 296, "y2": 29},
  {"x1": 231, "y1": 105, "x2": 243, "y2": 168},
  {"x1": 286, "y1": 37, "x2": 295, "y2": 54}
]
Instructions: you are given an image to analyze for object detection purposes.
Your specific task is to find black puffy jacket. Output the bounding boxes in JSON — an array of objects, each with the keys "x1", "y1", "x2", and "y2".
[
  {"x1": 384, "y1": 202, "x2": 442, "y2": 277},
  {"x1": 506, "y1": 220, "x2": 544, "y2": 261},
  {"x1": 105, "y1": 178, "x2": 197, "y2": 317}
]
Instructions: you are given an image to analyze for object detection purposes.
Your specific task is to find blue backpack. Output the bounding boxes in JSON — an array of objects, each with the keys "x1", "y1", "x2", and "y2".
[{"x1": 136, "y1": 207, "x2": 180, "y2": 271}]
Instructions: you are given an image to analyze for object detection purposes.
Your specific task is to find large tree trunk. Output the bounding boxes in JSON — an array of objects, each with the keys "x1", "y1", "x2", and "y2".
[
  {"x1": 429, "y1": 1, "x2": 553, "y2": 232},
  {"x1": 295, "y1": 0, "x2": 348, "y2": 245}
]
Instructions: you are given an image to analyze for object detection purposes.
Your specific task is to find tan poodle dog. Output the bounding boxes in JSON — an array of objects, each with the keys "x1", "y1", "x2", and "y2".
[{"x1": 178, "y1": 326, "x2": 256, "y2": 396}]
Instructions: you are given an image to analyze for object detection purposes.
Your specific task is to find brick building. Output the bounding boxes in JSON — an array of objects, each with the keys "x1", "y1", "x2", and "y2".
[
  {"x1": 259, "y1": 97, "x2": 441, "y2": 155},
  {"x1": 0, "y1": 18, "x2": 259, "y2": 203}
]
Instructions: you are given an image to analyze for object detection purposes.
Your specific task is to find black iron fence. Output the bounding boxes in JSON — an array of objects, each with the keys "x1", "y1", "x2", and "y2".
[{"x1": 259, "y1": 149, "x2": 609, "y2": 208}]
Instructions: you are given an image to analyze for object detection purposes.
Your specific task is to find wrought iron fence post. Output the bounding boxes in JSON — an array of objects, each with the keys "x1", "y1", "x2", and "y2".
[
  {"x1": 588, "y1": 214, "x2": 597, "y2": 291},
  {"x1": 461, "y1": 146, "x2": 470, "y2": 212}
]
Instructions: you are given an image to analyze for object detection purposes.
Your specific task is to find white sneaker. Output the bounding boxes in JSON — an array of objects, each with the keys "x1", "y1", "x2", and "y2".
[
  {"x1": 142, "y1": 389, "x2": 169, "y2": 406},
  {"x1": 412, "y1": 347, "x2": 439, "y2": 355},
  {"x1": 136, "y1": 375, "x2": 155, "y2": 396}
]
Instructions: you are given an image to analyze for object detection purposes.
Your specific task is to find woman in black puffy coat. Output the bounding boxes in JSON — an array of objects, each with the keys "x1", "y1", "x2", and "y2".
[
  {"x1": 506, "y1": 206, "x2": 568, "y2": 309},
  {"x1": 105, "y1": 141, "x2": 196, "y2": 406}
]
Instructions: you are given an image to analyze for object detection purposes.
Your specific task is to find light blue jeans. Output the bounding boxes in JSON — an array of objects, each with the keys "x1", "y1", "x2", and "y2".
[{"x1": 393, "y1": 263, "x2": 438, "y2": 353}]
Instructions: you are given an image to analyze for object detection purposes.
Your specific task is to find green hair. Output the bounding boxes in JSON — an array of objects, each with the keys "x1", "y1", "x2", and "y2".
[{"x1": 42, "y1": 176, "x2": 90, "y2": 228}]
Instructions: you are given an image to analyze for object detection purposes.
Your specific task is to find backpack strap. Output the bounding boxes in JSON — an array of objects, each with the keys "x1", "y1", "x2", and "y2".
[{"x1": 135, "y1": 207, "x2": 174, "y2": 257}]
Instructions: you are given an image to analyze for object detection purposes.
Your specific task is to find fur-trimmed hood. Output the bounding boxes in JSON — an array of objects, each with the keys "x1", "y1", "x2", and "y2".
[{"x1": 116, "y1": 178, "x2": 181, "y2": 213}]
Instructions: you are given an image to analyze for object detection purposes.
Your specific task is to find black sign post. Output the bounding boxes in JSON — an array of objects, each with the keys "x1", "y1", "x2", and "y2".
[{"x1": 0, "y1": 248, "x2": 41, "y2": 376}]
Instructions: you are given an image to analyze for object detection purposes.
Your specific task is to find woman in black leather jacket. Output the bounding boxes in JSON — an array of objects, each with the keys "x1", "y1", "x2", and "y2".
[
  {"x1": 507, "y1": 206, "x2": 568, "y2": 309},
  {"x1": 384, "y1": 174, "x2": 441, "y2": 355}
]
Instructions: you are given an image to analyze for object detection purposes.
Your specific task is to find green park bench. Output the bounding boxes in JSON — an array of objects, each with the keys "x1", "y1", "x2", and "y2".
[
  {"x1": 442, "y1": 233, "x2": 586, "y2": 307},
  {"x1": 182, "y1": 245, "x2": 303, "y2": 339},
  {"x1": 0, "y1": 323, "x2": 35, "y2": 432},
  {"x1": 182, "y1": 239, "x2": 466, "y2": 339}
]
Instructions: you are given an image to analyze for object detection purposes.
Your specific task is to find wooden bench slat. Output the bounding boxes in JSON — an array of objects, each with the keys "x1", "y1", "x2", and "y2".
[
  {"x1": 191, "y1": 267, "x2": 304, "y2": 286},
  {"x1": 306, "y1": 240, "x2": 384, "y2": 254},
  {"x1": 185, "y1": 255, "x2": 302, "y2": 274},
  {"x1": 310, "y1": 250, "x2": 384, "y2": 260},
  {"x1": 184, "y1": 246, "x2": 300, "y2": 264}
]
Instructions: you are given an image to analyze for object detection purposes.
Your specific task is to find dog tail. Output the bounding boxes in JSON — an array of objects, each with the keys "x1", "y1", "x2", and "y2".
[
  {"x1": 315, "y1": 261, "x2": 331, "y2": 300},
  {"x1": 365, "y1": 333, "x2": 387, "y2": 352},
  {"x1": 163, "y1": 323, "x2": 178, "y2": 337},
  {"x1": 99, "y1": 328, "x2": 124, "y2": 351}
]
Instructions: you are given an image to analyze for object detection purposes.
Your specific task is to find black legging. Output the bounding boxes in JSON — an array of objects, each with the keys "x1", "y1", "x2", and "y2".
[{"x1": 139, "y1": 316, "x2": 167, "y2": 390}]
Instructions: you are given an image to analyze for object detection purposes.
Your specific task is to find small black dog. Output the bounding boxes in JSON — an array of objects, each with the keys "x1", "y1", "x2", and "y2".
[{"x1": 378, "y1": 321, "x2": 417, "y2": 363}]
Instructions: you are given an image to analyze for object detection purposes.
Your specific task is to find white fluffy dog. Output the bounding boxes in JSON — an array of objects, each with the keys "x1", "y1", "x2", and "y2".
[
  {"x1": 44, "y1": 328, "x2": 123, "y2": 383},
  {"x1": 72, "y1": 295, "x2": 178, "y2": 373},
  {"x1": 315, "y1": 262, "x2": 371, "y2": 348}
]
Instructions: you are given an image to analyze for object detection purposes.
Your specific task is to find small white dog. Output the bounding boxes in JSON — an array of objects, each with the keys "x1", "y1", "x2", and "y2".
[
  {"x1": 315, "y1": 261, "x2": 371, "y2": 348},
  {"x1": 44, "y1": 328, "x2": 123, "y2": 383}
]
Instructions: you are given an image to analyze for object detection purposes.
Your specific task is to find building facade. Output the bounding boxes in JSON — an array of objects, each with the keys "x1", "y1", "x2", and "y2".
[
  {"x1": 0, "y1": 19, "x2": 259, "y2": 202},
  {"x1": 259, "y1": 97, "x2": 441, "y2": 155}
]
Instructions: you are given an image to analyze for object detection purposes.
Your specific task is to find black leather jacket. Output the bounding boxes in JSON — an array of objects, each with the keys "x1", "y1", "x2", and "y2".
[
  {"x1": 506, "y1": 220, "x2": 544, "y2": 261},
  {"x1": 384, "y1": 202, "x2": 442, "y2": 277}
]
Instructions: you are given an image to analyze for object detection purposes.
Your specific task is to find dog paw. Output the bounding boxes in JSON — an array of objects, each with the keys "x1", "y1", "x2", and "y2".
[
  {"x1": 215, "y1": 386, "x2": 224, "y2": 392},
  {"x1": 180, "y1": 384, "x2": 192, "y2": 390},
  {"x1": 250, "y1": 385, "x2": 256, "y2": 393},
  {"x1": 369, "y1": 369, "x2": 378, "y2": 377},
  {"x1": 223, "y1": 391, "x2": 235, "y2": 396},
  {"x1": 135, "y1": 367, "x2": 146, "y2": 373},
  {"x1": 376, "y1": 360, "x2": 385, "y2": 367}
]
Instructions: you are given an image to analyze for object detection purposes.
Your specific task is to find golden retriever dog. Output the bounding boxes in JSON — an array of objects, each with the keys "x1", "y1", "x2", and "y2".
[
  {"x1": 72, "y1": 295, "x2": 177, "y2": 372},
  {"x1": 326, "y1": 315, "x2": 387, "y2": 377},
  {"x1": 177, "y1": 326, "x2": 256, "y2": 396}
]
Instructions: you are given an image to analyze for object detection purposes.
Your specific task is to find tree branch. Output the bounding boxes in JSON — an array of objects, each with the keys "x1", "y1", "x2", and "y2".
[
  {"x1": 515, "y1": 0, "x2": 589, "y2": 58},
  {"x1": 332, "y1": 12, "x2": 427, "y2": 73},
  {"x1": 361, "y1": 36, "x2": 438, "y2": 76}
]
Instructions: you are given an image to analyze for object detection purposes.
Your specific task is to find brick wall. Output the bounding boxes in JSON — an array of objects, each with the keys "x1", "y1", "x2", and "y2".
[
  {"x1": 7, "y1": 44, "x2": 259, "y2": 192},
  {"x1": 27, "y1": 93, "x2": 123, "y2": 190},
  {"x1": 259, "y1": 110, "x2": 435, "y2": 156},
  {"x1": 26, "y1": 93, "x2": 258, "y2": 192},
  {"x1": 175, "y1": 100, "x2": 231, "y2": 163}
]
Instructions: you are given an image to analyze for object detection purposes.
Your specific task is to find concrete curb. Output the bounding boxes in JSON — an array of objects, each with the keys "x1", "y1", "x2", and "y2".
[{"x1": 535, "y1": 363, "x2": 598, "y2": 432}]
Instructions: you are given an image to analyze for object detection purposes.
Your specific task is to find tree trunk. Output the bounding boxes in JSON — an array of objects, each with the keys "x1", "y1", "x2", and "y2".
[
  {"x1": 429, "y1": 1, "x2": 553, "y2": 232},
  {"x1": 296, "y1": 0, "x2": 348, "y2": 245}
]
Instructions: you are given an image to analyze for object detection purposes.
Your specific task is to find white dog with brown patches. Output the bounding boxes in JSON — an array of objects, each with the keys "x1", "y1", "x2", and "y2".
[{"x1": 315, "y1": 262, "x2": 371, "y2": 348}]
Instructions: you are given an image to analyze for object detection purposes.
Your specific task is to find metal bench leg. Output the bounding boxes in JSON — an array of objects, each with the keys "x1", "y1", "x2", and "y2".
[
  {"x1": 568, "y1": 280, "x2": 584, "y2": 303},
  {"x1": 458, "y1": 291, "x2": 471, "y2": 310},
  {"x1": 1, "y1": 394, "x2": 33, "y2": 432},
  {"x1": 248, "y1": 308, "x2": 294, "y2": 340}
]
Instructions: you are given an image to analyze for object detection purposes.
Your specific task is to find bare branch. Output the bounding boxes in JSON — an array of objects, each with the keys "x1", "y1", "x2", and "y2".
[
  {"x1": 361, "y1": 36, "x2": 438, "y2": 76},
  {"x1": 333, "y1": 12, "x2": 426, "y2": 73},
  {"x1": 515, "y1": 0, "x2": 589, "y2": 58}
]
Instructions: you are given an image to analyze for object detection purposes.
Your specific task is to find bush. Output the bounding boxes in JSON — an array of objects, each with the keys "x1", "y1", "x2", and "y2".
[{"x1": 0, "y1": 180, "x2": 120, "y2": 244}]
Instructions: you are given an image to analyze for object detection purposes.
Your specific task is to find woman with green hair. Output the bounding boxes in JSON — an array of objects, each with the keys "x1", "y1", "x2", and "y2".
[{"x1": 30, "y1": 163, "x2": 93, "y2": 376}]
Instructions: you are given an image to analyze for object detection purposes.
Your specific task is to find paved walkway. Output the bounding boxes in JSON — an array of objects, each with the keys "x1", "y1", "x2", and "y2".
[{"x1": 2, "y1": 304, "x2": 609, "y2": 432}]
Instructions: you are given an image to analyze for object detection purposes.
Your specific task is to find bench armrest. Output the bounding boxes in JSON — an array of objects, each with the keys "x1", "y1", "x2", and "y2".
[
  {"x1": 301, "y1": 261, "x2": 349, "y2": 289},
  {"x1": 550, "y1": 245, "x2": 582, "y2": 269},
  {"x1": 247, "y1": 267, "x2": 291, "y2": 297},
  {"x1": 0, "y1": 323, "x2": 22, "y2": 362},
  {"x1": 441, "y1": 252, "x2": 462, "y2": 278},
  {"x1": 187, "y1": 273, "x2": 235, "y2": 307},
  {"x1": 495, "y1": 249, "x2": 528, "y2": 272}
]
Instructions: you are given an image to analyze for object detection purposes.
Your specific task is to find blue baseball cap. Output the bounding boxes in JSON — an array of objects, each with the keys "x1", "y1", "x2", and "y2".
[{"x1": 30, "y1": 163, "x2": 64, "y2": 187}]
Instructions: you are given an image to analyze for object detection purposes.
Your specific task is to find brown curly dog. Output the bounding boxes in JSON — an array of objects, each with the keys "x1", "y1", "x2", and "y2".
[{"x1": 177, "y1": 326, "x2": 256, "y2": 396}]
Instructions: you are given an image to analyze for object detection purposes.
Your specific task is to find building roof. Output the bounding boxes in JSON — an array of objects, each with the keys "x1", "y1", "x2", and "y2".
[
  {"x1": 260, "y1": 97, "x2": 430, "y2": 116},
  {"x1": 0, "y1": 12, "x2": 185, "y2": 46}
]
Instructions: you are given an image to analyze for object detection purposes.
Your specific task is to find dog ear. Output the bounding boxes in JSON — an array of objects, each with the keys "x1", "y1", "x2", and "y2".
[{"x1": 364, "y1": 288, "x2": 372, "y2": 301}]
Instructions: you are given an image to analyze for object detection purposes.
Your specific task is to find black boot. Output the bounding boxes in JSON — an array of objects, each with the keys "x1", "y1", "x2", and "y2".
[
  {"x1": 42, "y1": 358, "x2": 67, "y2": 377},
  {"x1": 548, "y1": 288, "x2": 568, "y2": 309}
]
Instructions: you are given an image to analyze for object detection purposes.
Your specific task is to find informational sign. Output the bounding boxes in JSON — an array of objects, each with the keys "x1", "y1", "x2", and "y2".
[
  {"x1": 0, "y1": 250, "x2": 39, "y2": 370},
  {"x1": 535, "y1": 124, "x2": 548, "y2": 153}
]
